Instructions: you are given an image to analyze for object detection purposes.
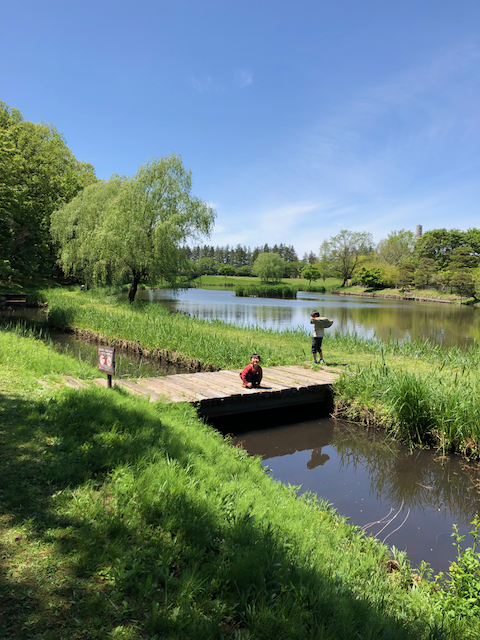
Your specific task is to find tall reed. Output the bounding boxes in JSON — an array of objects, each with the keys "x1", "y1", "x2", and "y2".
[{"x1": 334, "y1": 362, "x2": 480, "y2": 454}]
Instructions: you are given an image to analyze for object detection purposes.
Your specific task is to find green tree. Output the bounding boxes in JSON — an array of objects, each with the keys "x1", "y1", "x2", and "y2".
[
  {"x1": 283, "y1": 261, "x2": 301, "y2": 278},
  {"x1": 450, "y1": 271, "x2": 476, "y2": 298},
  {"x1": 326, "y1": 230, "x2": 374, "y2": 287},
  {"x1": 301, "y1": 263, "x2": 321, "y2": 285},
  {"x1": 236, "y1": 265, "x2": 252, "y2": 277},
  {"x1": 356, "y1": 267, "x2": 382, "y2": 288},
  {"x1": 318, "y1": 240, "x2": 332, "y2": 281},
  {"x1": 0, "y1": 101, "x2": 89, "y2": 277},
  {"x1": 252, "y1": 252, "x2": 285, "y2": 282},
  {"x1": 448, "y1": 245, "x2": 480, "y2": 271},
  {"x1": 414, "y1": 228, "x2": 465, "y2": 269},
  {"x1": 51, "y1": 155, "x2": 215, "y2": 301},
  {"x1": 218, "y1": 264, "x2": 235, "y2": 277},
  {"x1": 377, "y1": 229, "x2": 416, "y2": 266},
  {"x1": 398, "y1": 263, "x2": 415, "y2": 291},
  {"x1": 414, "y1": 258, "x2": 437, "y2": 288},
  {"x1": 197, "y1": 257, "x2": 217, "y2": 275}
]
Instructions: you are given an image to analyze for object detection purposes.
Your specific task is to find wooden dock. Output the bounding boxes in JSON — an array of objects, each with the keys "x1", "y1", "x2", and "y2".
[{"x1": 102, "y1": 366, "x2": 340, "y2": 417}]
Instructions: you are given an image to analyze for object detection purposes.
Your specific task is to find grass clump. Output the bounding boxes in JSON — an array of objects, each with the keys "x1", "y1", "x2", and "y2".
[
  {"x1": 334, "y1": 359, "x2": 480, "y2": 454},
  {"x1": 235, "y1": 284, "x2": 297, "y2": 298}
]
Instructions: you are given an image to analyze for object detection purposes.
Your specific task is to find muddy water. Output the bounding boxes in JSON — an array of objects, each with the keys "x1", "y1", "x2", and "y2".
[{"x1": 229, "y1": 414, "x2": 480, "y2": 574}]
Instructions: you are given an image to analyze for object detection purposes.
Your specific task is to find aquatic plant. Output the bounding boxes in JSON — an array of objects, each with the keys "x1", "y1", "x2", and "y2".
[{"x1": 235, "y1": 284, "x2": 297, "y2": 298}]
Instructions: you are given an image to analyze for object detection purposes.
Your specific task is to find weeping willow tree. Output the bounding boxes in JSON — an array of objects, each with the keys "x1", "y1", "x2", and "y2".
[{"x1": 51, "y1": 155, "x2": 215, "y2": 301}]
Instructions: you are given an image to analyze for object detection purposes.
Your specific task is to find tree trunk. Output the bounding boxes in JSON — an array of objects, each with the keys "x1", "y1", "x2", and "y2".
[{"x1": 128, "y1": 272, "x2": 141, "y2": 302}]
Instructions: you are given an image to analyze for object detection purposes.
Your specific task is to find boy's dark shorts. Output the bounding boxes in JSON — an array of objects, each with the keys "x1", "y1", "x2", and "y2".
[
  {"x1": 311, "y1": 337, "x2": 323, "y2": 354},
  {"x1": 245, "y1": 371, "x2": 262, "y2": 387}
]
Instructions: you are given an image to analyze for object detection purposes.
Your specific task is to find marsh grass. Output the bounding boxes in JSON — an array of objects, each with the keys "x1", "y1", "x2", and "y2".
[
  {"x1": 1, "y1": 332, "x2": 467, "y2": 639},
  {"x1": 334, "y1": 362, "x2": 480, "y2": 454},
  {"x1": 235, "y1": 284, "x2": 297, "y2": 298}
]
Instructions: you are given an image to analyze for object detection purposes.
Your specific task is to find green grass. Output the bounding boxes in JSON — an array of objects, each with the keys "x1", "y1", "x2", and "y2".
[
  {"x1": 2, "y1": 325, "x2": 479, "y2": 639},
  {"x1": 38, "y1": 287, "x2": 480, "y2": 458},
  {"x1": 193, "y1": 275, "x2": 341, "y2": 291}
]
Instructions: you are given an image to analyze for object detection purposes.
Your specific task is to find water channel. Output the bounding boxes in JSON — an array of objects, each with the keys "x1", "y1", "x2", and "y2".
[
  {"x1": 221, "y1": 410, "x2": 480, "y2": 575},
  {"x1": 4, "y1": 289, "x2": 480, "y2": 573}
]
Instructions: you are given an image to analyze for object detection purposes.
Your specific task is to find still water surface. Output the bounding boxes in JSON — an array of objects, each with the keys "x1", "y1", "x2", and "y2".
[
  {"x1": 230, "y1": 415, "x2": 480, "y2": 574},
  {"x1": 135, "y1": 288, "x2": 479, "y2": 349}
]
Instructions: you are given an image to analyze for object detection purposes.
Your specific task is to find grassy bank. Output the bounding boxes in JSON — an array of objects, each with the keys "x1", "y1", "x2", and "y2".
[
  {"x1": 333, "y1": 285, "x2": 476, "y2": 304},
  {"x1": 2, "y1": 323, "x2": 480, "y2": 639},
  {"x1": 39, "y1": 287, "x2": 480, "y2": 457},
  {"x1": 193, "y1": 275, "x2": 339, "y2": 291}
]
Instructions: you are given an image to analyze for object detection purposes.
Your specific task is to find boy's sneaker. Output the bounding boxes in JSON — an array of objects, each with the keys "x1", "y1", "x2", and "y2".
[
  {"x1": 313, "y1": 360, "x2": 318, "y2": 364},
  {"x1": 320, "y1": 359, "x2": 325, "y2": 364}
]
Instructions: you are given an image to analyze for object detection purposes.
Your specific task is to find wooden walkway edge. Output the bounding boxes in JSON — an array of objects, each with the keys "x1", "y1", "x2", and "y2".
[{"x1": 103, "y1": 366, "x2": 340, "y2": 417}]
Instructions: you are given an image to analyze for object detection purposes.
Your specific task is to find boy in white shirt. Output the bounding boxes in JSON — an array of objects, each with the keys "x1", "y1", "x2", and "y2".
[{"x1": 310, "y1": 310, "x2": 333, "y2": 364}]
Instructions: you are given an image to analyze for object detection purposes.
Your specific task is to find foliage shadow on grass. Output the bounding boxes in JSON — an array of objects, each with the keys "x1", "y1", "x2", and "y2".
[{"x1": 0, "y1": 389, "x2": 445, "y2": 639}]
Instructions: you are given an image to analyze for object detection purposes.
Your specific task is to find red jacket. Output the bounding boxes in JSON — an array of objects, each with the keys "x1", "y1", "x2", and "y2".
[{"x1": 239, "y1": 363, "x2": 263, "y2": 384}]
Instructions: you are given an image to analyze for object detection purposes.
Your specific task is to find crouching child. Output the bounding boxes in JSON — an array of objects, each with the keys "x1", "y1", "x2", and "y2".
[{"x1": 240, "y1": 354, "x2": 262, "y2": 388}]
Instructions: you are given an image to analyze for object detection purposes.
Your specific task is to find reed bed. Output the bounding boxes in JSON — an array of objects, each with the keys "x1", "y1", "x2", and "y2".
[
  {"x1": 334, "y1": 361, "x2": 480, "y2": 454},
  {"x1": 42, "y1": 288, "x2": 480, "y2": 371},
  {"x1": 235, "y1": 284, "x2": 297, "y2": 298}
]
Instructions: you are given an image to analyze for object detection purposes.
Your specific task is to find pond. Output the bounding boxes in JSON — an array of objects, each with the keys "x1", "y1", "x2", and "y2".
[
  {"x1": 133, "y1": 288, "x2": 479, "y2": 350},
  {"x1": 221, "y1": 410, "x2": 480, "y2": 575}
]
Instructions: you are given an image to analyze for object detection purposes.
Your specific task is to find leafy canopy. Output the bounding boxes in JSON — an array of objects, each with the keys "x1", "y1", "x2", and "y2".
[
  {"x1": 0, "y1": 101, "x2": 92, "y2": 277},
  {"x1": 324, "y1": 230, "x2": 374, "y2": 287},
  {"x1": 252, "y1": 252, "x2": 285, "y2": 282},
  {"x1": 51, "y1": 155, "x2": 215, "y2": 301}
]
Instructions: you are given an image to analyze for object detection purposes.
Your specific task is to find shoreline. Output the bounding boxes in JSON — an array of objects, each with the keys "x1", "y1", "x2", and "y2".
[{"x1": 330, "y1": 289, "x2": 474, "y2": 304}]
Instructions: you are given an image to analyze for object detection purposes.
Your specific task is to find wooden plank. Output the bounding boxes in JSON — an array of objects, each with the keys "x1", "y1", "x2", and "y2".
[
  {"x1": 142, "y1": 375, "x2": 226, "y2": 400},
  {"x1": 262, "y1": 371, "x2": 311, "y2": 388},
  {"x1": 144, "y1": 376, "x2": 216, "y2": 402},
  {"x1": 265, "y1": 367, "x2": 331, "y2": 386},
  {"x1": 136, "y1": 378, "x2": 199, "y2": 402},
  {"x1": 135, "y1": 380, "x2": 187, "y2": 403},
  {"x1": 116, "y1": 380, "x2": 154, "y2": 397},
  {"x1": 273, "y1": 366, "x2": 335, "y2": 383},
  {"x1": 108, "y1": 366, "x2": 339, "y2": 414},
  {"x1": 181, "y1": 371, "x2": 251, "y2": 396},
  {"x1": 63, "y1": 376, "x2": 88, "y2": 389}
]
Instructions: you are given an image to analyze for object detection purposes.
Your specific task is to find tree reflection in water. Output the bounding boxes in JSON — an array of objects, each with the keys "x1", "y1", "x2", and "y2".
[{"x1": 332, "y1": 422, "x2": 480, "y2": 524}]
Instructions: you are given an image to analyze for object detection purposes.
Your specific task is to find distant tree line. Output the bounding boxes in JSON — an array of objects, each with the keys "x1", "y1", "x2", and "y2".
[
  {"x1": 182, "y1": 243, "x2": 318, "y2": 278},
  {"x1": 325, "y1": 228, "x2": 480, "y2": 299}
]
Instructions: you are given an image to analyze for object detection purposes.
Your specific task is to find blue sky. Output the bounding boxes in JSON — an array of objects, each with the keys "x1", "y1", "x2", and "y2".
[{"x1": 2, "y1": 0, "x2": 479, "y2": 256}]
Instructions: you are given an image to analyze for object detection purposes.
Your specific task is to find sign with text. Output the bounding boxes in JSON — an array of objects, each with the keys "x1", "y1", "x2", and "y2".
[{"x1": 98, "y1": 347, "x2": 115, "y2": 375}]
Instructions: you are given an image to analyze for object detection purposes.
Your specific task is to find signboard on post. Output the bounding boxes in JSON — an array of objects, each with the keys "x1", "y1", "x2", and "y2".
[{"x1": 98, "y1": 347, "x2": 115, "y2": 387}]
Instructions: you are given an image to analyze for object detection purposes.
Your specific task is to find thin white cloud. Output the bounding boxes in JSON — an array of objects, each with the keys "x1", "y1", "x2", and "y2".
[
  {"x1": 234, "y1": 69, "x2": 253, "y2": 88},
  {"x1": 190, "y1": 76, "x2": 224, "y2": 93}
]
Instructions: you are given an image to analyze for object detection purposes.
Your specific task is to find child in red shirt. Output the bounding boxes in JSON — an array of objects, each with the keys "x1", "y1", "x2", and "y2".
[{"x1": 240, "y1": 354, "x2": 262, "y2": 388}]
